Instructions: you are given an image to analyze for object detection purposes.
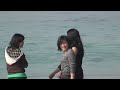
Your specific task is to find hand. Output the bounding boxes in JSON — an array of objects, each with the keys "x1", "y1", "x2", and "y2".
[
  {"x1": 49, "y1": 73, "x2": 55, "y2": 79},
  {"x1": 56, "y1": 71, "x2": 62, "y2": 78}
]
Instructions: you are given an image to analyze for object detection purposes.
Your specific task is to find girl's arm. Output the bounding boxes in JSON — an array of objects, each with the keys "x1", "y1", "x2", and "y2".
[
  {"x1": 70, "y1": 72, "x2": 75, "y2": 79},
  {"x1": 68, "y1": 49, "x2": 76, "y2": 79},
  {"x1": 52, "y1": 67, "x2": 61, "y2": 75},
  {"x1": 20, "y1": 54, "x2": 28, "y2": 68},
  {"x1": 49, "y1": 66, "x2": 61, "y2": 79},
  {"x1": 72, "y1": 47, "x2": 78, "y2": 56}
]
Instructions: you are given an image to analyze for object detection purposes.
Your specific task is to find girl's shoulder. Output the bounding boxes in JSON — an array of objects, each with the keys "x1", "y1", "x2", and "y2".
[
  {"x1": 67, "y1": 49, "x2": 74, "y2": 55},
  {"x1": 68, "y1": 48, "x2": 72, "y2": 52},
  {"x1": 72, "y1": 47, "x2": 78, "y2": 55},
  {"x1": 6, "y1": 46, "x2": 24, "y2": 58}
]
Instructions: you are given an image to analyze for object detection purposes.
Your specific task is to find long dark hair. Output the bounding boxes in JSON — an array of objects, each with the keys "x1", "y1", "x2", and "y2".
[
  {"x1": 9, "y1": 33, "x2": 24, "y2": 49},
  {"x1": 67, "y1": 28, "x2": 84, "y2": 53}
]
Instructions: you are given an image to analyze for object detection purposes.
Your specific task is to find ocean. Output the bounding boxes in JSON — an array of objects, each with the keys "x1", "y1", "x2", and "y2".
[{"x1": 0, "y1": 11, "x2": 120, "y2": 79}]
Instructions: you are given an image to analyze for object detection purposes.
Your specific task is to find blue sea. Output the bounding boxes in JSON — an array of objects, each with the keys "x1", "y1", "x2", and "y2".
[{"x1": 0, "y1": 11, "x2": 120, "y2": 79}]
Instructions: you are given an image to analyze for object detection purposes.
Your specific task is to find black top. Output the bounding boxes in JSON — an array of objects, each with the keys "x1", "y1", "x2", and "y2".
[{"x1": 6, "y1": 53, "x2": 28, "y2": 73}]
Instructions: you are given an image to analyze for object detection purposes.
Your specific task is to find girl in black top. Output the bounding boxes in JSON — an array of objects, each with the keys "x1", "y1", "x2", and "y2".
[{"x1": 67, "y1": 28, "x2": 84, "y2": 79}]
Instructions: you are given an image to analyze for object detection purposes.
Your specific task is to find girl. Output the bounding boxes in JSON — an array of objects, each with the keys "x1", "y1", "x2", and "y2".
[
  {"x1": 5, "y1": 33, "x2": 28, "y2": 79},
  {"x1": 49, "y1": 28, "x2": 84, "y2": 79},
  {"x1": 66, "y1": 28, "x2": 84, "y2": 79},
  {"x1": 49, "y1": 35, "x2": 76, "y2": 79}
]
